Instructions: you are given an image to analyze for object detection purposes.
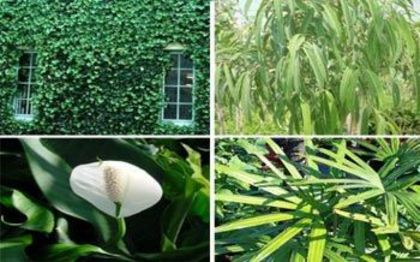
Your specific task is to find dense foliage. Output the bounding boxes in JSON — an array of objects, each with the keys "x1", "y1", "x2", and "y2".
[
  {"x1": 217, "y1": 0, "x2": 420, "y2": 135},
  {"x1": 216, "y1": 138, "x2": 420, "y2": 261},
  {"x1": 0, "y1": 138, "x2": 210, "y2": 261},
  {"x1": 0, "y1": 0, "x2": 209, "y2": 134}
]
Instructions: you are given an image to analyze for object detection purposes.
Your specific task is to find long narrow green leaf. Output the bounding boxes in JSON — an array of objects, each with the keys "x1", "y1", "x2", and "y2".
[
  {"x1": 223, "y1": 64, "x2": 236, "y2": 102},
  {"x1": 376, "y1": 234, "x2": 392, "y2": 259},
  {"x1": 301, "y1": 102, "x2": 313, "y2": 135},
  {"x1": 385, "y1": 193, "x2": 398, "y2": 228},
  {"x1": 322, "y1": 4, "x2": 343, "y2": 38},
  {"x1": 354, "y1": 221, "x2": 365, "y2": 255},
  {"x1": 216, "y1": 213, "x2": 295, "y2": 233},
  {"x1": 334, "y1": 189, "x2": 384, "y2": 209},
  {"x1": 324, "y1": 249, "x2": 347, "y2": 262},
  {"x1": 286, "y1": 35, "x2": 305, "y2": 92},
  {"x1": 244, "y1": 0, "x2": 254, "y2": 17},
  {"x1": 292, "y1": 251, "x2": 306, "y2": 262},
  {"x1": 338, "y1": 144, "x2": 382, "y2": 184},
  {"x1": 365, "y1": 70, "x2": 385, "y2": 110},
  {"x1": 333, "y1": 209, "x2": 385, "y2": 227},
  {"x1": 304, "y1": 43, "x2": 326, "y2": 89},
  {"x1": 312, "y1": 147, "x2": 384, "y2": 190},
  {"x1": 340, "y1": 0, "x2": 354, "y2": 41},
  {"x1": 394, "y1": 192, "x2": 420, "y2": 222},
  {"x1": 216, "y1": 164, "x2": 302, "y2": 204},
  {"x1": 307, "y1": 220, "x2": 327, "y2": 262},
  {"x1": 250, "y1": 218, "x2": 312, "y2": 262},
  {"x1": 309, "y1": 155, "x2": 377, "y2": 187},
  {"x1": 339, "y1": 68, "x2": 358, "y2": 112},
  {"x1": 216, "y1": 243, "x2": 261, "y2": 255},
  {"x1": 216, "y1": 194, "x2": 298, "y2": 210},
  {"x1": 291, "y1": 179, "x2": 375, "y2": 186},
  {"x1": 264, "y1": 138, "x2": 302, "y2": 179}
]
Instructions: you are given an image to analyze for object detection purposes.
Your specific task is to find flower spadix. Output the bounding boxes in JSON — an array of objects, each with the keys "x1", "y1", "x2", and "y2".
[{"x1": 70, "y1": 161, "x2": 162, "y2": 218}]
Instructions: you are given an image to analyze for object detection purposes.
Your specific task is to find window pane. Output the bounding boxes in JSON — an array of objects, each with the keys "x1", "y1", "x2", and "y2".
[
  {"x1": 165, "y1": 87, "x2": 178, "y2": 103},
  {"x1": 30, "y1": 68, "x2": 37, "y2": 82},
  {"x1": 31, "y1": 53, "x2": 37, "y2": 64},
  {"x1": 14, "y1": 99, "x2": 20, "y2": 114},
  {"x1": 17, "y1": 84, "x2": 28, "y2": 98},
  {"x1": 19, "y1": 53, "x2": 31, "y2": 66},
  {"x1": 180, "y1": 70, "x2": 193, "y2": 86},
  {"x1": 170, "y1": 54, "x2": 179, "y2": 68},
  {"x1": 28, "y1": 101, "x2": 33, "y2": 114},
  {"x1": 166, "y1": 70, "x2": 178, "y2": 85},
  {"x1": 163, "y1": 104, "x2": 177, "y2": 120},
  {"x1": 179, "y1": 105, "x2": 192, "y2": 120},
  {"x1": 18, "y1": 68, "x2": 30, "y2": 82},
  {"x1": 180, "y1": 55, "x2": 193, "y2": 68},
  {"x1": 15, "y1": 52, "x2": 36, "y2": 117},
  {"x1": 19, "y1": 99, "x2": 27, "y2": 114},
  {"x1": 180, "y1": 87, "x2": 192, "y2": 103}
]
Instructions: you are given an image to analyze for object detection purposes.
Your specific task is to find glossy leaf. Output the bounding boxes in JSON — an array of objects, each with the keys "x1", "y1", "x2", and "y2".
[
  {"x1": 0, "y1": 187, "x2": 54, "y2": 233},
  {"x1": 20, "y1": 139, "x2": 116, "y2": 242}
]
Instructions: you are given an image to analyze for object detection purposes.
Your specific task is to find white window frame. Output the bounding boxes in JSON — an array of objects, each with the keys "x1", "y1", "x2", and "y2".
[
  {"x1": 13, "y1": 51, "x2": 37, "y2": 121},
  {"x1": 161, "y1": 51, "x2": 195, "y2": 126}
]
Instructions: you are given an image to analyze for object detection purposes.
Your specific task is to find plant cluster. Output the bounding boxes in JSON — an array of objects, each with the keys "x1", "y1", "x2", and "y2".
[
  {"x1": 0, "y1": 0, "x2": 210, "y2": 134},
  {"x1": 216, "y1": 0, "x2": 420, "y2": 135},
  {"x1": 216, "y1": 138, "x2": 420, "y2": 261},
  {"x1": 0, "y1": 138, "x2": 210, "y2": 261}
]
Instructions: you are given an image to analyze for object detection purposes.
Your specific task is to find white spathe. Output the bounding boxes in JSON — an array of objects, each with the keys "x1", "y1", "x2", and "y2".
[{"x1": 70, "y1": 161, "x2": 163, "y2": 218}]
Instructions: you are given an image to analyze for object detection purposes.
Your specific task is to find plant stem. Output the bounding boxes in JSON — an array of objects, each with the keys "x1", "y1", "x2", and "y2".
[
  {"x1": 115, "y1": 217, "x2": 126, "y2": 245},
  {"x1": 114, "y1": 202, "x2": 126, "y2": 244},
  {"x1": 107, "y1": 202, "x2": 126, "y2": 249},
  {"x1": 116, "y1": 202, "x2": 122, "y2": 217}
]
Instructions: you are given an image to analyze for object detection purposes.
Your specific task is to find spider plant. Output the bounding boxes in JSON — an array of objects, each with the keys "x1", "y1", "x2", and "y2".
[
  {"x1": 215, "y1": 138, "x2": 420, "y2": 261},
  {"x1": 216, "y1": 0, "x2": 420, "y2": 135}
]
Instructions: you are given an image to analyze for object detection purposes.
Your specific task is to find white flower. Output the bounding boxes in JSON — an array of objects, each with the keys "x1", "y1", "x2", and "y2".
[{"x1": 70, "y1": 161, "x2": 163, "y2": 218}]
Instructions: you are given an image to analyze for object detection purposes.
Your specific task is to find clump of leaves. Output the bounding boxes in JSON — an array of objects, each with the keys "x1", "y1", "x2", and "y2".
[
  {"x1": 0, "y1": 138, "x2": 209, "y2": 261},
  {"x1": 217, "y1": 0, "x2": 420, "y2": 135},
  {"x1": 216, "y1": 138, "x2": 420, "y2": 261}
]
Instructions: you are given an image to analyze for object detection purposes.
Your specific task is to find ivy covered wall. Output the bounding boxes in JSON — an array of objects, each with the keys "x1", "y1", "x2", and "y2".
[{"x1": 0, "y1": 0, "x2": 210, "y2": 134}]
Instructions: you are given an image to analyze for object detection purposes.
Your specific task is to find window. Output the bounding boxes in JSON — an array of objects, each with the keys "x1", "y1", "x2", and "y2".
[
  {"x1": 14, "y1": 51, "x2": 37, "y2": 120},
  {"x1": 162, "y1": 52, "x2": 194, "y2": 125}
]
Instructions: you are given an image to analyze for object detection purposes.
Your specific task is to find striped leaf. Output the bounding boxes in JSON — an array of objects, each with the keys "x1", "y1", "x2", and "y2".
[
  {"x1": 216, "y1": 213, "x2": 295, "y2": 233},
  {"x1": 216, "y1": 164, "x2": 302, "y2": 204},
  {"x1": 334, "y1": 189, "x2": 384, "y2": 209},
  {"x1": 250, "y1": 218, "x2": 312, "y2": 262},
  {"x1": 216, "y1": 194, "x2": 298, "y2": 210},
  {"x1": 307, "y1": 220, "x2": 327, "y2": 262},
  {"x1": 333, "y1": 209, "x2": 385, "y2": 227}
]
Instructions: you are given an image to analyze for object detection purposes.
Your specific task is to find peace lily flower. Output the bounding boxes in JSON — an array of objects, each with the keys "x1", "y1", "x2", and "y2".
[{"x1": 70, "y1": 161, "x2": 163, "y2": 218}]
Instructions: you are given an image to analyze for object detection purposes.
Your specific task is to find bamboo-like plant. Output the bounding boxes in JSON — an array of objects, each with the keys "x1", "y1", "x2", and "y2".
[
  {"x1": 216, "y1": 0, "x2": 420, "y2": 135},
  {"x1": 215, "y1": 138, "x2": 420, "y2": 261}
]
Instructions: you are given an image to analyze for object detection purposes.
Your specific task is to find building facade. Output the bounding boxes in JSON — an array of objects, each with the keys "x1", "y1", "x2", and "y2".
[{"x1": 0, "y1": 0, "x2": 210, "y2": 134}]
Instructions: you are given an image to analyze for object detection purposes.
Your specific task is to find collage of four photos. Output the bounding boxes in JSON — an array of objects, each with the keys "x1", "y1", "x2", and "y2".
[{"x1": 1, "y1": 0, "x2": 420, "y2": 261}]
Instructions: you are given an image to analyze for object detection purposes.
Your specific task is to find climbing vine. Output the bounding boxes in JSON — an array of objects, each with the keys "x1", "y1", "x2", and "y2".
[{"x1": 0, "y1": 0, "x2": 210, "y2": 134}]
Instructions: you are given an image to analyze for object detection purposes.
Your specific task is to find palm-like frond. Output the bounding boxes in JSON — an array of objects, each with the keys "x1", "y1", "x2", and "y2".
[{"x1": 216, "y1": 138, "x2": 420, "y2": 261}]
